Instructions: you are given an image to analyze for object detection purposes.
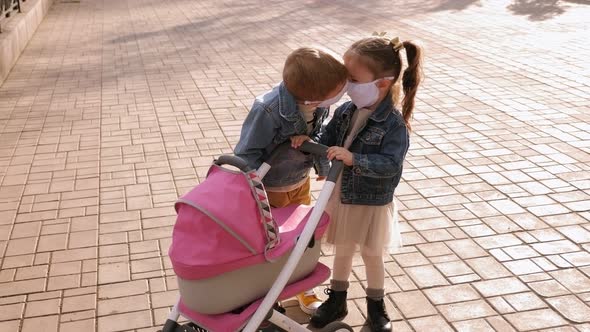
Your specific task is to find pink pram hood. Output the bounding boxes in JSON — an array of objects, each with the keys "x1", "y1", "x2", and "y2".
[{"x1": 170, "y1": 165, "x2": 293, "y2": 280}]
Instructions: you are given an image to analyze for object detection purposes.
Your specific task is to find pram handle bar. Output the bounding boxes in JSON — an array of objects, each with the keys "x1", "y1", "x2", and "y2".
[
  {"x1": 263, "y1": 140, "x2": 329, "y2": 167},
  {"x1": 327, "y1": 160, "x2": 344, "y2": 183},
  {"x1": 298, "y1": 141, "x2": 344, "y2": 183},
  {"x1": 214, "y1": 155, "x2": 251, "y2": 172},
  {"x1": 243, "y1": 149, "x2": 344, "y2": 332},
  {"x1": 257, "y1": 141, "x2": 339, "y2": 180},
  {"x1": 215, "y1": 141, "x2": 329, "y2": 175},
  {"x1": 258, "y1": 141, "x2": 343, "y2": 183},
  {"x1": 297, "y1": 141, "x2": 328, "y2": 156}
]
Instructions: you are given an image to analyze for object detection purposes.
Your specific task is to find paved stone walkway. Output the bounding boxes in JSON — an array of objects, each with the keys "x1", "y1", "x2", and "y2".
[{"x1": 1, "y1": 0, "x2": 589, "y2": 331}]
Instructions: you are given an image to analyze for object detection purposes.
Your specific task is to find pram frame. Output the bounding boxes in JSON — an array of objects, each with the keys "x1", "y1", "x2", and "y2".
[{"x1": 161, "y1": 141, "x2": 351, "y2": 332}]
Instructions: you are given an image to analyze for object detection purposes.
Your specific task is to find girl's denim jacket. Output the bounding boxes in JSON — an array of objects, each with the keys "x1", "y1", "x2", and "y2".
[
  {"x1": 319, "y1": 96, "x2": 410, "y2": 206},
  {"x1": 234, "y1": 82, "x2": 330, "y2": 188}
]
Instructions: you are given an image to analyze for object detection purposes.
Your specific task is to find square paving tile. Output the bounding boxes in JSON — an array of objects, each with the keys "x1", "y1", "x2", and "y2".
[{"x1": 1, "y1": 0, "x2": 590, "y2": 330}]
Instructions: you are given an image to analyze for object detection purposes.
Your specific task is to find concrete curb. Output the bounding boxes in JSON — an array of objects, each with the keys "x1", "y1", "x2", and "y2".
[{"x1": 0, "y1": 0, "x2": 54, "y2": 86}]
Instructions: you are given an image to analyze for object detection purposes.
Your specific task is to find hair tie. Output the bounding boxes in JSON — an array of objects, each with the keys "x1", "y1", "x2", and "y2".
[
  {"x1": 372, "y1": 32, "x2": 404, "y2": 52},
  {"x1": 390, "y1": 37, "x2": 404, "y2": 52}
]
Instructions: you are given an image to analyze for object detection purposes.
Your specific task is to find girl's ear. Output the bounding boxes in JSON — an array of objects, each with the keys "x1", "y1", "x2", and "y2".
[{"x1": 376, "y1": 79, "x2": 391, "y2": 89}]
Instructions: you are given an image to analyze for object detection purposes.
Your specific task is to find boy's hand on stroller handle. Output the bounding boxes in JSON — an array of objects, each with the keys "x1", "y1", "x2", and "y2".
[{"x1": 290, "y1": 135, "x2": 311, "y2": 148}]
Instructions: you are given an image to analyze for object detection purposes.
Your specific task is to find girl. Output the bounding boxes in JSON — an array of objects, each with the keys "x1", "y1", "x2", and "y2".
[{"x1": 311, "y1": 35, "x2": 423, "y2": 332}]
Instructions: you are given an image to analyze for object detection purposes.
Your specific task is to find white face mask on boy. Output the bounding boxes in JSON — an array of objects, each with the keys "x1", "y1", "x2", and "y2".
[
  {"x1": 347, "y1": 76, "x2": 394, "y2": 108},
  {"x1": 303, "y1": 82, "x2": 349, "y2": 107}
]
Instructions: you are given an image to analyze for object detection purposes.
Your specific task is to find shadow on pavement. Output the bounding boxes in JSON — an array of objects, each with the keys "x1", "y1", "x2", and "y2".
[{"x1": 507, "y1": 0, "x2": 590, "y2": 21}]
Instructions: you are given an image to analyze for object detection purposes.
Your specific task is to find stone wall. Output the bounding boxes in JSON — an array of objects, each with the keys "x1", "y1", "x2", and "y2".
[{"x1": 0, "y1": 0, "x2": 53, "y2": 86}]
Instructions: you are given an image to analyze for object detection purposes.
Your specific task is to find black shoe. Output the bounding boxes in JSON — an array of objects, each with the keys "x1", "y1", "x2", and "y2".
[
  {"x1": 273, "y1": 302, "x2": 286, "y2": 314},
  {"x1": 366, "y1": 297, "x2": 392, "y2": 332},
  {"x1": 310, "y1": 289, "x2": 348, "y2": 328}
]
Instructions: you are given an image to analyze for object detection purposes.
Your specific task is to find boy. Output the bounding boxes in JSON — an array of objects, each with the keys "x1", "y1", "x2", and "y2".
[{"x1": 234, "y1": 47, "x2": 348, "y2": 314}]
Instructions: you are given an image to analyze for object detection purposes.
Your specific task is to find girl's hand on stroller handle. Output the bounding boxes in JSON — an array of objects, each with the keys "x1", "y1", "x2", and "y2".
[
  {"x1": 327, "y1": 146, "x2": 353, "y2": 166},
  {"x1": 297, "y1": 142, "x2": 344, "y2": 182}
]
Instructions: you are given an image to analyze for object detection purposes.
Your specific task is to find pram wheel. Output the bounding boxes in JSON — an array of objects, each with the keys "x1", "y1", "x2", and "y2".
[
  {"x1": 156, "y1": 320, "x2": 208, "y2": 332},
  {"x1": 257, "y1": 323, "x2": 286, "y2": 332},
  {"x1": 320, "y1": 321, "x2": 353, "y2": 332},
  {"x1": 184, "y1": 322, "x2": 208, "y2": 332}
]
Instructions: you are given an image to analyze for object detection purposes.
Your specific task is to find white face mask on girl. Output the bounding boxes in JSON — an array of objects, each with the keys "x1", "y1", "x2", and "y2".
[
  {"x1": 303, "y1": 82, "x2": 349, "y2": 108},
  {"x1": 347, "y1": 76, "x2": 395, "y2": 108}
]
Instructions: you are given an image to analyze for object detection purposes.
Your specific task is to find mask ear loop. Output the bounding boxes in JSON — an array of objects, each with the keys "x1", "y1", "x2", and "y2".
[
  {"x1": 303, "y1": 81, "x2": 349, "y2": 106},
  {"x1": 374, "y1": 76, "x2": 396, "y2": 84}
]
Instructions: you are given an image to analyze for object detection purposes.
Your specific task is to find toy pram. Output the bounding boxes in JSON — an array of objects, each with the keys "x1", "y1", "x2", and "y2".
[{"x1": 160, "y1": 142, "x2": 352, "y2": 332}]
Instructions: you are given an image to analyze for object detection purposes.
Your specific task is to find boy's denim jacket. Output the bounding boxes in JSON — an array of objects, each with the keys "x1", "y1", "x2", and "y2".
[
  {"x1": 234, "y1": 82, "x2": 331, "y2": 188},
  {"x1": 318, "y1": 95, "x2": 410, "y2": 205}
]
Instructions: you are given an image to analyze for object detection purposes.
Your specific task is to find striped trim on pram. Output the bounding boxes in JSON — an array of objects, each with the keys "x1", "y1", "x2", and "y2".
[{"x1": 246, "y1": 170, "x2": 280, "y2": 255}]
